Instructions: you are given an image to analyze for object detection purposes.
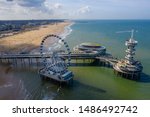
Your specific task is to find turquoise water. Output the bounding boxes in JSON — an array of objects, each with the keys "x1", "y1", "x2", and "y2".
[
  {"x1": 64, "y1": 20, "x2": 150, "y2": 99},
  {"x1": 0, "y1": 20, "x2": 150, "y2": 100},
  {"x1": 67, "y1": 20, "x2": 150, "y2": 74}
]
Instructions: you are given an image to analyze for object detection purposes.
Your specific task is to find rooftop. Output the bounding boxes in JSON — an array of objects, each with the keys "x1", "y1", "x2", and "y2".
[{"x1": 80, "y1": 42, "x2": 101, "y2": 47}]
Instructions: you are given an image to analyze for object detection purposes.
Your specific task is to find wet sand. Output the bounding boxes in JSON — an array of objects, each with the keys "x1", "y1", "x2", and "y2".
[{"x1": 0, "y1": 21, "x2": 71, "y2": 54}]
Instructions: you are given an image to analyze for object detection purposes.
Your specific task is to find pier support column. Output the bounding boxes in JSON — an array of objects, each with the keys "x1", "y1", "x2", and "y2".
[
  {"x1": 20, "y1": 59, "x2": 22, "y2": 67},
  {"x1": 28, "y1": 58, "x2": 31, "y2": 66},
  {"x1": 15, "y1": 58, "x2": 17, "y2": 66},
  {"x1": 36, "y1": 58, "x2": 38, "y2": 67}
]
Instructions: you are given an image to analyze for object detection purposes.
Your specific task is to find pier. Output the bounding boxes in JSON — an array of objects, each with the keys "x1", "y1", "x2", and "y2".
[
  {"x1": 0, "y1": 53, "x2": 117, "y2": 67},
  {"x1": 0, "y1": 52, "x2": 119, "y2": 83},
  {"x1": 0, "y1": 32, "x2": 143, "y2": 81},
  {"x1": 0, "y1": 49, "x2": 142, "y2": 80}
]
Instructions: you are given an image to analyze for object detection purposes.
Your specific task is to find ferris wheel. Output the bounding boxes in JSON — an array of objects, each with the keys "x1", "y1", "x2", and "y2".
[{"x1": 39, "y1": 34, "x2": 73, "y2": 83}]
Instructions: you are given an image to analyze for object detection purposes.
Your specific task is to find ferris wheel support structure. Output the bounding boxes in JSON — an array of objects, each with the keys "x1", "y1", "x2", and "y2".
[{"x1": 39, "y1": 34, "x2": 73, "y2": 83}]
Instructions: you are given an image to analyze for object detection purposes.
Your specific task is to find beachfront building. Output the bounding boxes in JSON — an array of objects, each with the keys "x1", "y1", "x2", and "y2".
[
  {"x1": 113, "y1": 30, "x2": 143, "y2": 80},
  {"x1": 73, "y1": 42, "x2": 106, "y2": 55}
]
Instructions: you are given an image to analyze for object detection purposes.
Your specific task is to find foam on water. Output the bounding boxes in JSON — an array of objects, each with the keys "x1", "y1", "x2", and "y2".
[
  {"x1": 60, "y1": 22, "x2": 74, "y2": 39},
  {"x1": 46, "y1": 22, "x2": 74, "y2": 51}
]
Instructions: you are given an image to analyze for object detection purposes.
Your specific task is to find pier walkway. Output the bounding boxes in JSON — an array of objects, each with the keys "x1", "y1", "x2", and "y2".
[
  {"x1": 0, "y1": 53, "x2": 96, "y2": 59},
  {"x1": 0, "y1": 53, "x2": 118, "y2": 66}
]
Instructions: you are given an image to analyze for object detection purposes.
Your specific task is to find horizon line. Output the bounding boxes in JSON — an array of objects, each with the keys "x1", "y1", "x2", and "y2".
[{"x1": 0, "y1": 19, "x2": 150, "y2": 21}]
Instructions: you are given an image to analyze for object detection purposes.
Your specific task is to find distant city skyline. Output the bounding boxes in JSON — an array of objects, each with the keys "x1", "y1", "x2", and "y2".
[{"x1": 0, "y1": 0, "x2": 150, "y2": 20}]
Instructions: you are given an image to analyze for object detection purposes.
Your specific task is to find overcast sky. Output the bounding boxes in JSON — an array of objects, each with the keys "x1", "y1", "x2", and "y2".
[{"x1": 0, "y1": 0, "x2": 150, "y2": 20}]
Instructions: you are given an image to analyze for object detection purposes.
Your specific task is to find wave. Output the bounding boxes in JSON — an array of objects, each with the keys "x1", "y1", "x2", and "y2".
[
  {"x1": 42, "y1": 22, "x2": 74, "y2": 52},
  {"x1": 0, "y1": 83, "x2": 13, "y2": 88},
  {"x1": 59, "y1": 22, "x2": 74, "y2": 40},
  {"x1": 48, "y1": 22, "x2": 74, "y2": 50}
]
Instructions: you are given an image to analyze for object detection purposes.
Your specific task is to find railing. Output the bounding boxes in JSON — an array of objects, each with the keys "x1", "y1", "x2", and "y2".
[
  {"x1": 0, "y1": 53, "x2": 98, "y2": 59},
  {"x1": 0, "y1": 53, "x2": 118, "y2": 66}
]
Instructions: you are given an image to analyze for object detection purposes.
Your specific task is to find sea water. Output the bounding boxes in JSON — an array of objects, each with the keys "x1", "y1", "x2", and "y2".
[
  {"x1": 0, "y1": 20, "x2": 150, "y2": 100},
  {"x1": 64, "y1": 20, "x2": 150, "y2": 100}
]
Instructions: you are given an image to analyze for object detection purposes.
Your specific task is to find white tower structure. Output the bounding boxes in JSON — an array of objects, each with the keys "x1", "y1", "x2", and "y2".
[
  {"x1": 125, "y1": 30, "x2": 138, "y2": 64},
  {"x1": 113, "y1": 29, "x2": 143, "y2": 80}
]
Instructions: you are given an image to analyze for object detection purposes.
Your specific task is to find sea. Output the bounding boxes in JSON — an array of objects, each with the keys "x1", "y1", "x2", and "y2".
[{"x1": 0, "y1": 20, "x2": 150, "y2": 100}]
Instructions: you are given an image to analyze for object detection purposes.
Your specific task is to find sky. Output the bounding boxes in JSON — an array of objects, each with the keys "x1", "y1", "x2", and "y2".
[{"x1": 0, "y1": 0, "x2": 150, "y2": 20}]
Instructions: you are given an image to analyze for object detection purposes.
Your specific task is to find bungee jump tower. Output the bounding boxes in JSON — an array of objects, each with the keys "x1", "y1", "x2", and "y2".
[{"x1": 113, "y1": 30, "x2": 143, "y2": 80}]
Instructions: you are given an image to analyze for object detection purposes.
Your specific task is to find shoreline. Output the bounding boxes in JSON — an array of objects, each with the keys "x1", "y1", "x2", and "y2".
[
  {"x1": 30, "y1": 21, "x2": 74, "y2": 54},
  {"x1": 59, "y1": 22, "x2": 74, "y2": 39},
  {"x1": 0, "y1": 21, "x2": 72, "y2": 54}
]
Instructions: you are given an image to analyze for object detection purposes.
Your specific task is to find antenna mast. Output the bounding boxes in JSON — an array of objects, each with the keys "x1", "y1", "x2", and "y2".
[{"x1": 131, "y1": 29, "x2": 134, "y2": 39}]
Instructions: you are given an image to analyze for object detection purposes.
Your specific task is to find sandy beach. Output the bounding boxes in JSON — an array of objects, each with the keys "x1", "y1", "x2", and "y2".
[{"x1": 0, "y1": 21, "x2": 71, "y2": 54}]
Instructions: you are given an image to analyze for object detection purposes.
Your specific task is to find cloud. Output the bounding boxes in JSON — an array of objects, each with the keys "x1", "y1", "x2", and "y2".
[
  {"x1": 6, "y1": 0, "x2": 13, "y2": 2},
  {"x1": 53, "y1": 3, "x2": 63, "y2": 9},
  {"x1": 0, "y1": 0, "x2": 55, "y2": 19},
  {"x1": 78, "y1": 6, "x2": 90, "y2": 14},
  {"x1": 1, "y1": 0, "x2": 150, "y2": 19},
  {"x1": 18, "y1": 0, "x2": 45, "y2": 7},
  {"x1": 6, "y1": 0, "x2": 45, "y2": 7},
  {"x1": 44, "y1": 2, "x2": 63, "y2": 10}
]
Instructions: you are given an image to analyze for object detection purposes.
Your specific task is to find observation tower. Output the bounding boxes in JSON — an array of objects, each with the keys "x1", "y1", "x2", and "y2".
[
  {"x1": 125, "y1": 30, "x2": 137, "y2": 64},
  {"x1": 113, "y1": 30, "x2": 143, "y2": 80}
]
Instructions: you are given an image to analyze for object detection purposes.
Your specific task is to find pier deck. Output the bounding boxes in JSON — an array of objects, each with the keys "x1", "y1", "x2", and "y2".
[
  {"x1": 0, "y1": 53, "x2": 117, "y2": 66},
  {"x1": 0, "y1": 53, "x2": 141, "y2": 80}
]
